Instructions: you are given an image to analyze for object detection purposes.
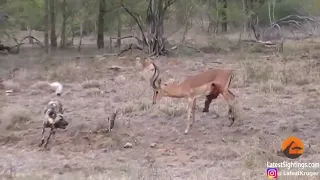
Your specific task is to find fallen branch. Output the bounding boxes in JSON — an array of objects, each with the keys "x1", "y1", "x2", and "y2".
[
  {"x1": 118, "y1": 43, "x2": 144, "y2": 56},
  {"x1": 179, "y1": 44, "x2": 203, "y2": 53},
  {"x1": 109, "y1": 35, "x2": 135, "y2": 52},
  {"x1": 110, "y1": 35, "x2": 134, "y2": 40},
  {"x1": 0, "y1": 35, "x2": 44, "y2": 54},
  {"x1": 19, "y1": 35, "x2": 44, "y2": 47},
  {"x1": 241, "y1": 39, "x2": 276, "y2": 45},
  {"x1": 274, "y1": 15, "x2": 320, "y2": 25},
  {"x1": 102, "y1": 53, "x2": 119, "y2": 57},
  {"x1": 241, "y1": 37, "x2": 284, "y2": 54}
]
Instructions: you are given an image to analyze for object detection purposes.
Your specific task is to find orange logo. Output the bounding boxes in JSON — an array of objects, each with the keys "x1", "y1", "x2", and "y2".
[{"x1": 281, "y1": 136, "x2": 304, "y2": 159}]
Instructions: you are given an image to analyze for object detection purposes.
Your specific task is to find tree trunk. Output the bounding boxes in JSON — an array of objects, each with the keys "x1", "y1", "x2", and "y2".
[
  {"x1": 207, "y1": 0, "x2": 214, "y2": 34},
  {"x1": 77, "y1": 23, "x2": 84, "y2": 51},
  {"x1": 220, "y1": 0, "x2": 227, "y2": 32},
  {"x1": 27, "y1": 26, "x2": 34, "y2": 44},
  {"x1": 49, "y1": 0, "x2": 57, "y2": 47},
  {"x1": 145, "y1": 0, "x2": 166, "y2": 56},
  {"x1": 44, "y1": 0, "x2": 49, "y2": 53},
  {"x1": 244, "y1": 0, "x2": 251, "y2": 29},
  {"x1": 60, "y1": 0, "x2": 66, "y2": 48},
  {"x1": 97, "y1": 0, "x2": 105, "y2": 49},
  {"x1": 116, "y1": 10, "x2": 121, "y2": 52}
]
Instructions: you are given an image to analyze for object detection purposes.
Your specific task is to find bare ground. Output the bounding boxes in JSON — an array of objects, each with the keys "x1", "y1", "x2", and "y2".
[{"x1": 0, "y1": 38, "x2": 320, "y2": 180}]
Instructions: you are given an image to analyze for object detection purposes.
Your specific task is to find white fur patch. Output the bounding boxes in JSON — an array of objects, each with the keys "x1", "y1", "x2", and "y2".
[
  {"x1": 48, "y1": 118, "x2": 54, "y2": 124},
  {"x1": 50, "y1": 82, "x2": 63, "y2": 95}
]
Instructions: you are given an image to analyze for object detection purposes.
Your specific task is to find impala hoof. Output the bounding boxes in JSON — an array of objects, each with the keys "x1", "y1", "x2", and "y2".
[
  {"x1": 228, "y1": 117, "x2": 235, "y2": 127},
  {"x1": 202, "y1": 109, "x2": 209, "y2": 113}
]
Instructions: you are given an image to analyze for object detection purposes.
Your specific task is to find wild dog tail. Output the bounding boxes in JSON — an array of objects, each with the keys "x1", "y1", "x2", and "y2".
[{"x1": 50, "y1": 82, "x2": 63, "y2": 96}]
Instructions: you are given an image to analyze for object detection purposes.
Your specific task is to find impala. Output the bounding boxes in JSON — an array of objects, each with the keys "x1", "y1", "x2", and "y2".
[{"x1": 149, "y1": 61, "x2": 236, "y2": 134}]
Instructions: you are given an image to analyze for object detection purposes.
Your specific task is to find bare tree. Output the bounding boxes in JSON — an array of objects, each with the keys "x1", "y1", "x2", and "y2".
[
  {"x1": 122, "y1": 0, "x2": 176, "y2": 56},
  {"x1": 49, "y1": 0, "x2": 57, "y2": 47},
  {"x1": 97, "y1": 0, "x2": 105, "y2": 49}
]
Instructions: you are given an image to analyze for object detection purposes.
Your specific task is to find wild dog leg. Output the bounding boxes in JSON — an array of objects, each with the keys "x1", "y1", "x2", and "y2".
[
  {"x1": 44, "y1": 128, "x2": 55, "y2": 148},
  {"x1": 39, "y1": 127, "x2": 46, "y2": 147}
]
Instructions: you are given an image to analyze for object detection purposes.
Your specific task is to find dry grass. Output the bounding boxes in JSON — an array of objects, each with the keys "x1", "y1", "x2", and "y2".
[
  {"x1": 0, "y1": 105, "x2": 32, "y2": 131},
  {"x1": 0, "y1": 37, "x2": 319, "y2": 180},
  {"x1": 2, "y1": 80, "x2": 21, "y2": 92},
  {"x1": 82, "y1": 80, "x2": 101, "y2": 89}
]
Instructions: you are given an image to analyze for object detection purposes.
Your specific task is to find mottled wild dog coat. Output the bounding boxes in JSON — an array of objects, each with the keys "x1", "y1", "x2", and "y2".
[
  {"x1": 147, "y1": 59, "x2": 236, "y2": 134},
  {"x1": 39, "y1": 82, "x2": 68, "y2": 148}
]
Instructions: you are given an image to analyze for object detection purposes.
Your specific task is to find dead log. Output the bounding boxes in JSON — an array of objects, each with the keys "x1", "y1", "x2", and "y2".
[
  {"x1": 241, "y1": 37, "x2": 284, "y2": 54},
  {"x1": 118, "y1": 43, "x2": 143, "y2": 56},
  {"x1": 19, "y1": 35, "x2": 44, "y2": 47},
  {"x1": 0, "y1": 44, "x2": 10, "y2": 52},
  {"x1": 0, "y1": 35, "x2": 44, "y2": 54}
]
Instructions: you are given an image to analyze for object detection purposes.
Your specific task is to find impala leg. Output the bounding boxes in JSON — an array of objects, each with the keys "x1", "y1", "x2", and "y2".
[
  {"x1": 221, "y1": 90, "x2": 236, "y2": 127},
  {"x1": 184, "y1": 98, "x2": 194, "y2": 134},
  {"x1": 190, "y1": 98, "x2": 197, "y2": 126}
]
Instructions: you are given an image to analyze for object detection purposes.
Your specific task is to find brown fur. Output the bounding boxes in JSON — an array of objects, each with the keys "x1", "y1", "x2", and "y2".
[{"x1": 149, "y1": 61, "x2": 236, "y2": 134}]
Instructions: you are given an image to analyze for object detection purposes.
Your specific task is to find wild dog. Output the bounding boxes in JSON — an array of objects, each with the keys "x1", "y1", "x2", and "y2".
[
  {"x1": 39, "y1": 82, "x2": 68, "y2": 148},
  {"x1": 148, "y1": 61, "x2": 236, "y2": 134}
]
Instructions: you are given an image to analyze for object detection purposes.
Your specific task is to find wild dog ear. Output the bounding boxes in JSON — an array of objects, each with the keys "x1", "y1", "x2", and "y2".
[
  {"x1": 48, "y1": 111, "x2": 57, "y2": 118},
  {"x1": 57, "y1": 113, "x2": 64, "y2": 119}
]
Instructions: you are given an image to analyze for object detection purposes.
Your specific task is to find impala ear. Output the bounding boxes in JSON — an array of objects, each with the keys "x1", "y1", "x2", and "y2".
[{"x1": 157, "y1": 78, "x2": 162, "y2": 88}]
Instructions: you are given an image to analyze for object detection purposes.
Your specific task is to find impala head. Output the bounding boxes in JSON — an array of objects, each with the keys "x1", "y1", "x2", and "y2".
[{"x1": 150, "y1": 62, "x2": 165, "y2": 104}]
